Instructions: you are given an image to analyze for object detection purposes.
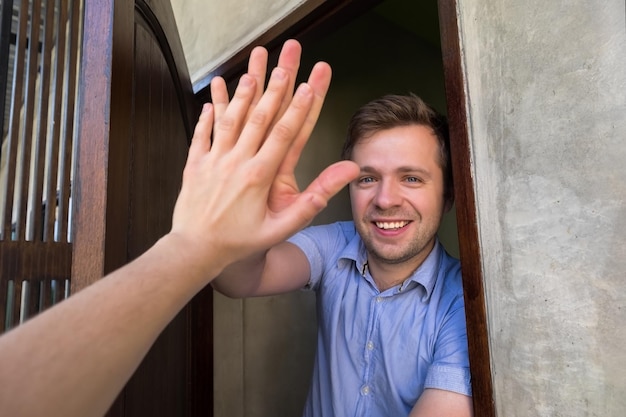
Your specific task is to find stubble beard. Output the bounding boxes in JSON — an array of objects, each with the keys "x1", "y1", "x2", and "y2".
[{"x1": 356, "y1": 214, "x2": 441, "y2": 267}]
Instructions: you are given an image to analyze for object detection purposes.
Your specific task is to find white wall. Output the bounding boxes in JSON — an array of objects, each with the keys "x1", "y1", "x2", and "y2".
[{"x1": 170, "y1": 0, "x2": 306, "y2": 85}]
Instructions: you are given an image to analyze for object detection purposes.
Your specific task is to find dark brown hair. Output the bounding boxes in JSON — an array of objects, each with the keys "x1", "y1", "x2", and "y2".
[{"x1": 341, "y1": 94, "x2": 454, "y2": 205}]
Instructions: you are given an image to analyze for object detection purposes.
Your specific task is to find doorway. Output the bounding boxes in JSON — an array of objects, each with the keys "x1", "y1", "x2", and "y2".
[{"x1": 207, "y1": 1, "x2": 492, "y2": 416}]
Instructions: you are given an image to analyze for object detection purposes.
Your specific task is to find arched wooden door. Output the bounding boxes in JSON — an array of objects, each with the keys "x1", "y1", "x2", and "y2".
[{"x1": 73, "y1": 0, "x2": 211, "y2": 415}]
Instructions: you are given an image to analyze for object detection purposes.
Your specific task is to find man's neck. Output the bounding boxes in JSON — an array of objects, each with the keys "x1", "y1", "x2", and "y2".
[{"x1": 367, "y1": 252, "x2": 430, "y2": 292}]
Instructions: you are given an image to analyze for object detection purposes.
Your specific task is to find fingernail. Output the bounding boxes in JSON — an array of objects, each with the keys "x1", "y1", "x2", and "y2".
[
  {"x1": 296, "y1": 83, "x2": 312, "y2": 97},
  {"x1": 240, "y1": 74, "x2": 254, "y2": 86},
  {"x1": 272, "y1": 68, "x2": 287, "y2": 80}
]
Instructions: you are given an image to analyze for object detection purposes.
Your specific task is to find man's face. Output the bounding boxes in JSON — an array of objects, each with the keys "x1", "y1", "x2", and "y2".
[{"x1": 349, "y1": 124, "x2": 449, "y2": 269}]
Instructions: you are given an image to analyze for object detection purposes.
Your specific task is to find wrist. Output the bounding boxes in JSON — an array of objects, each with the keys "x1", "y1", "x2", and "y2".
[{"x1": 153, "y1": 233, "x2": 226, "y2": 288}]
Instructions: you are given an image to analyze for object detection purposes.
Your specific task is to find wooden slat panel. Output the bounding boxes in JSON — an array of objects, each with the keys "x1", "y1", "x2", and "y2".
[{"x1": 1, "y1": 0, "x2": 80, "y2": 336}]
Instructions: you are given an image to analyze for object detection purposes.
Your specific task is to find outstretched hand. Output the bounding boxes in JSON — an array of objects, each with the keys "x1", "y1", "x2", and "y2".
[
  {"x1": 0, "y1": 39, "x2": 357, "y2": 417},
  {"x1": 170, "y1": 40, "x2": 359, "y2": 276}
]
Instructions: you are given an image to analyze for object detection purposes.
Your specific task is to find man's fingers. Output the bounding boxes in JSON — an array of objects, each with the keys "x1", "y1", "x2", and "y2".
[{"x1": 272, "y1": 161, "x2": 359, "y2": 236}]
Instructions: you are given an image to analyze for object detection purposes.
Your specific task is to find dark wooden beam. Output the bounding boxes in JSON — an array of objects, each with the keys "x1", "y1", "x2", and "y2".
[{"x1": 437, "y1": 0, "x2": 496, "y2": 415}]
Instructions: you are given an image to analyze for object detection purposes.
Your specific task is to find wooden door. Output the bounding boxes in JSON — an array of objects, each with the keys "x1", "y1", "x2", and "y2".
[{"x1": 73, "y1": 0, "x2": 211, "y2": 415}]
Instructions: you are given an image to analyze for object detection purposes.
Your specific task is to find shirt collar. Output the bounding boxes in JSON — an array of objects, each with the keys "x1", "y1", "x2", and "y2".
[{"x1": 338, "y1": 233, "x2": 443, "y2": 300}]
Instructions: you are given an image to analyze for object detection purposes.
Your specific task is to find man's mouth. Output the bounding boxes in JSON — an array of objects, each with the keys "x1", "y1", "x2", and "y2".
[{"x1": 375, "y1": 221, "x2": 409, "y2": 230}]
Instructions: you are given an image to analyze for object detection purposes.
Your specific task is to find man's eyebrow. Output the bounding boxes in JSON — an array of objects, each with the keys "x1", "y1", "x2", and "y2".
[{"x1": 360, "y1": 165, "x2": 433, "y2": 178}]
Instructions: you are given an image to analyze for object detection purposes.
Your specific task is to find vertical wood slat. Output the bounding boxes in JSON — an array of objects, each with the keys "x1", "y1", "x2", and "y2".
[
  {"x1": 56, "y1": 0, "x2": 81, "y2": 242},
  {"x1": 43, "y1": 0, "x2": 69, "y2": 242},
  {"x1": 15, "y1": 0, "x2": 43, "y2": 242},
  {"x1": 0, "y1": 279, "x2": 7, "y2": 330},
  {"x1": 29, "y1": 0, "x2": 58, "y2": 242},
  {"x1": 0, "y1": 0, "x2": 15, "y2": 147},
  {"x1": 26, "y1": 275, "x2": 41, "y2": 319},
  {"x1": 70, "y1": 0, "x2": 113, "y2": 293},
  {"x1": 2, "y1": 0, "x2": 29, "y2": 240},
  {"x1": 10, "y1": 279, "x2": 22, "y2": 328},
  {"x1": 39, "y1": 274, "x2": 52, "y2": 310}
]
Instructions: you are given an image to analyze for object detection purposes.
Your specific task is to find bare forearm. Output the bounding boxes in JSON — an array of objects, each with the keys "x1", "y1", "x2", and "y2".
[
  {"x1": 0, "y1": 39, "x2": 357, "y2": 417},
  {"x1": 211, "y1": 252, "x2": 268, "y2": 298},
  {"x1": 0, "y1": 234, "x2": 216, "y2": 417}
]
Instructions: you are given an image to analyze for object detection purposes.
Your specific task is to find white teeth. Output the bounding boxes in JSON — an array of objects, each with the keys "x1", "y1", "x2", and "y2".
[{"x1": 375, "y1": 221, "x2": 409, "y2": 230}]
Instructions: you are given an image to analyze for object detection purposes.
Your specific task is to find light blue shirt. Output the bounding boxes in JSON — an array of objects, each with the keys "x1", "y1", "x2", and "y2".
[{"x1": 288, "y1": 221, "x2": 471, "y2": 417}]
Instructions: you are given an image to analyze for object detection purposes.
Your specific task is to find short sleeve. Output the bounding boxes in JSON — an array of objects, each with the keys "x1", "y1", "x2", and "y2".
[
  {"x1": 424, "y1": 295, "x2": 472, "y2": 396},
  {"x1": 287, "y1": 223, "x2": 350, "y2": 291}
]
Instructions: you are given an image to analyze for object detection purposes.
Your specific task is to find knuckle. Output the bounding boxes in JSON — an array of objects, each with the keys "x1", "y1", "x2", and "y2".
[
  {"x1": 272, "y1": 122, "x2": 295, "y2": 142},
  {"x1": 216, "y1": 115, "x2": 235, "y2": 132},
  {"x1": 247, "y1": 161, "x2": 269, "y2": 181},
  {"x1": 249, "y1": 110, "x2": 269, "y2": 127}
]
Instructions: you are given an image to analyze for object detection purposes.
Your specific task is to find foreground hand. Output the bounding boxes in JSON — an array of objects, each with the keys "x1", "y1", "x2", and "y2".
[{"x1": 171, "y1": 41, "x2": 359, "y2": 275}]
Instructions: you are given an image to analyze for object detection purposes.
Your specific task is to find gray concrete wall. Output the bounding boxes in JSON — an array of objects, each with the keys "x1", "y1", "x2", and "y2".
[{"x1": 457, "y1": 0, "x2": 626, "y2": 415}]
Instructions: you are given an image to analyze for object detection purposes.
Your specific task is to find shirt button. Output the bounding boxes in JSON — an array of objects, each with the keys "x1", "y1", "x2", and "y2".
[
  {"x1": 376, "y1": 296, "x2": 383, "y2": 303},
  {"x1": 367, "y1": 341, "x2": 374, "y2": 351},
  {"x1": 361, "y1": 385, "x2": 370, "y2": 395}
]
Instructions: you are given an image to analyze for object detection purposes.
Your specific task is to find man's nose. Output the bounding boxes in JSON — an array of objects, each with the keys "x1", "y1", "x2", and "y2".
[{"x1": 373, "y1": 180, "x2": 402, "y2": 209}]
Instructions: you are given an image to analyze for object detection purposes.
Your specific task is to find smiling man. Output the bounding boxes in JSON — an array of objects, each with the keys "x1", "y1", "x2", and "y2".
[{"x1": 212, "y1": 94, "x2": 472, "y2": 417}]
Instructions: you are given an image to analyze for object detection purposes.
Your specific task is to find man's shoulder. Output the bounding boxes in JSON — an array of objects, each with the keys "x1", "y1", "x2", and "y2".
[
  {"x1": 301, "y1": 221, "x2": 357, "y2": 241},
  {"x1": 437, "y1": 245, "x2": 464, "y2": 292}
]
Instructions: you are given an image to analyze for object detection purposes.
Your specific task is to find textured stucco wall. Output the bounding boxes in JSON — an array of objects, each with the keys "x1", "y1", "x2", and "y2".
[
  {"x1": 458, "y1": 1, "x2": 626, "y2": 415},
  {"x1": 170, "y1": 0, "x2": 305, "y2": 85}
]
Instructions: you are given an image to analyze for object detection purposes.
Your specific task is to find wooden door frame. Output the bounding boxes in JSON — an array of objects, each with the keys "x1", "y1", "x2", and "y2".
[
  {"x1": 195, "y1": 0, "x2": 495, "y2": 415},
  {"x1": 437, "y1": 1, "x2": 495, "y2": 414}
]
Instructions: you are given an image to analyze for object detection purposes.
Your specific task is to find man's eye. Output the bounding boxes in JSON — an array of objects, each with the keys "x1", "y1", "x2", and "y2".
[
  {"x1": 359, "y1": 177, "x2": 375, "y2": 184},
  {"x1": 406, "y1": 176, "x2": 423, "y2": 183}
]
